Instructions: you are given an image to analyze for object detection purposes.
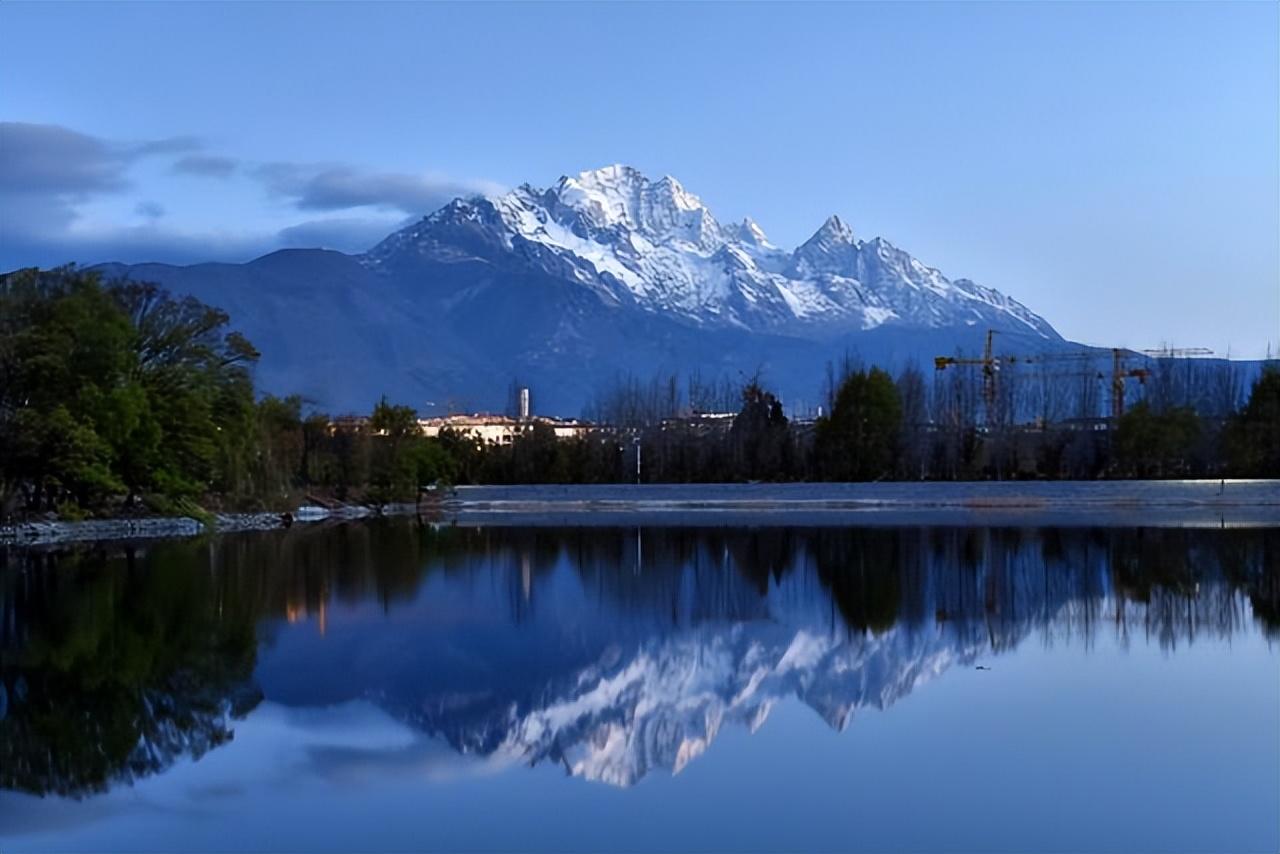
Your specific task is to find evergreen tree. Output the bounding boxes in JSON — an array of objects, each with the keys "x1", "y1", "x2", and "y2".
[
  {"x1": 1112, "y1": 401, "x2": 1201, "y2": 478},
  {"x1": 728, "y1": 380, "x2": 792, "y2": 481},
  {"x1": 1224, "y1": 367, "x2": 1280, "y2": 477},
  {"x1": 814, "y1": 367, "x2": 903, "y2": 481}
]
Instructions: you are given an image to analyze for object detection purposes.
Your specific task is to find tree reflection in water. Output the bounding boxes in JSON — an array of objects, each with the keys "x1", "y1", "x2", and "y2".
[
  {"x1": 0, "y1": 545, "x2": 261, "y2": 797},
  {"x1": 1, "y1": 521, "x2": 1276, "y2": 794}
]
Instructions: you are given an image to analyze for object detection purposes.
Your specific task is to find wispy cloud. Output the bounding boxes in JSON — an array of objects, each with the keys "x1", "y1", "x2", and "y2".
[
  {"x1": 127, "y1": 135, "x2": 203, "y2": 158},
  {"x1": 0, "y1": 223, "x2": 277, "y2": 268},
  {"x1": 276, "y1": 216, "x2": 411, "y2": 253},
  {"x1": 255, "y1": 163, "x2": 502, "y2": 216},
  {"x1": 172, "y1": 153, "x2": 239, "y2": 178}
]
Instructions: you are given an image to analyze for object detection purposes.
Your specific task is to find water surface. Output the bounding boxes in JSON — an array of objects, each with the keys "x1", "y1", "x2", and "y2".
[{"x1": 1, "y1": 521, "x2": 1277, "y2": 852}]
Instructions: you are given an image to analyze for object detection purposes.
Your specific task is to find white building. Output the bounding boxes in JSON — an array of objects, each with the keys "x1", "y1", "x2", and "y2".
[{"x1": 417, "y1": 414, "x2": 594, "y2": 445}]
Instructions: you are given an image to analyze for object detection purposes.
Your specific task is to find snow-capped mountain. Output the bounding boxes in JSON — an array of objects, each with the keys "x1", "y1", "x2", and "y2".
[
  {"x1": 342, "y1": 525, "x2": 1256, "y2": 789},
  {"x1": 345, "y1": 527, "x2": 1108, "y2": 789},
  {"x1": 92, "y1": 164, "x2": 1067, "y2": 413},
  {"x1": 364, "y1": 164, "x2": 1059, "y2": 338},
  {"x1": 437, "y1": 620, "x2": 984, "y2": 788}
]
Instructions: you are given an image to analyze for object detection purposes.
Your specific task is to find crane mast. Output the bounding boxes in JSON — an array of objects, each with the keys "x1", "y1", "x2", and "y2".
[
  {"x1": 934, "y1": 329, "x2": 999, "y2": 410},
  {"x1": 935, "y1": 331, "x2": 1211, "y2": 424}
]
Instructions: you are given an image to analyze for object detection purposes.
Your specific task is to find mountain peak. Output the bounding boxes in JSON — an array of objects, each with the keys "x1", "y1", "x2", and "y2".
[
  {"x1": 568, "y1": 163, "x2": 644, "y2": 189},
  {"x1": 364, "y1": 165, "x2": 1058, "y2": 341},
  {"x1": 654, "y1": 173, "x2": 684, "y2": 190},
  {"x1": 544, "y1": 164, "x2": 720, "y2": 251},
  {"x1": 791, "y1": 215, "x2": 859, "y2": 275},
  {"x1": 558, "y1": 165, "x2": 705, "y2": 209},
  {"x1": 815, "y1": 214, "x2": 855, "y2": 244},
  {"x1": 737, "y1": 216, "x2": 770, "y2": 246}
]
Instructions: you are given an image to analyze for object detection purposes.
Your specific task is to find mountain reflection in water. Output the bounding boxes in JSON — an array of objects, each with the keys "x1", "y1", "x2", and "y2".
[{"x1": 1, "y1": 522, "x2": 1277, "y2": 796}]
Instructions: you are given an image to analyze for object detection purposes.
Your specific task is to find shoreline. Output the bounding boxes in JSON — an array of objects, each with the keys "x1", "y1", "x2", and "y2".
[
  {"x1": 4, "y1": 480, "x2": 1278, "y2": 546},
  {"x1": 0, "y1": 502, "x2": 422, "y2": 548}
]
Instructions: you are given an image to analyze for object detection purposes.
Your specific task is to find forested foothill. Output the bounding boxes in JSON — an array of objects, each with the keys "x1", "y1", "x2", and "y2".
[{"x1": 2, "y1": 267, "x2": 1277, "y2": 520}]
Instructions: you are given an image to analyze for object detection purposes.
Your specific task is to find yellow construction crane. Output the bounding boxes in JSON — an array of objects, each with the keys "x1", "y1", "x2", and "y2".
[
  {"x1": 1017, "y1": 347, "x2": 1149, "y2": 419},
  {"x1": 935, "y1": 331, "x2": 1166, "y2": 420},
  {"x1": 934, "y1": 329, "x2": 1000, "y2": 408},
  {"x1": 1108, "y1": 349, "x2": 1149, "y2": 418}
]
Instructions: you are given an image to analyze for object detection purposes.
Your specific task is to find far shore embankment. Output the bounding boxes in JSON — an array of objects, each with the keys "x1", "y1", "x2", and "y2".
[
  {"x1": 4, "y1": 481, "x2": 1278, "y2": 547},
  {"x1": 441, "y1": 480, "x2": 1280, "y2": 528}
]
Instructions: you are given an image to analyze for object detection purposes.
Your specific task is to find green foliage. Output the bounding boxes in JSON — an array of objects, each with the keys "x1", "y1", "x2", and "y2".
[
  {"x1": 366, "y1": 397, "x2": 423, "y2": 505},
  {"x1": 1224, "y1": 367, "x2": 1280, "y2": 477},
  {"x1": 728, "y1": 381, "x2": 793, "y2": 480},
  {"x1": 509, "y1": 422, "x2": 572, "y2": 483},
  {"x1": 370, "y1": 396, "x2": 418, "y2": 439},
  {"x1": 0, "y1": 268, "x2": 260, "y2": 515},
  {"x1": 1, "y1": 270, "x2": 134, "y2": 510},
  {"x1": 410, "y1": 437, "x2": 459, "y2": 487},
  {"x1": 1112, "y1": 401, "x2": 1201, "y2": 477},
  {"x1": 0, "y1": 544, "x2": 260, "y2": 795},
  {"x1": 814, "y1": 367, "x2": 903, "y2": 481}
]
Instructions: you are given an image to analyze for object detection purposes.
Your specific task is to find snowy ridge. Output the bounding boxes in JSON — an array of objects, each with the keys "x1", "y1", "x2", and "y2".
[
  {"x1": 396, "y1": 553, "x2": 1024, "y2": 790},
  {"x1": 363, "y1": 164, "x2": 1059, "y2": 339},
  {"x1": 478, "y1": 622, "x2": 981, "y2": 787}
]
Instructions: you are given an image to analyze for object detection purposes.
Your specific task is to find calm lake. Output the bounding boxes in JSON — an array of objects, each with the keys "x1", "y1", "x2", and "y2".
[{"x1": 1, "y1": 520, "x2": 1277, "y2": 853}]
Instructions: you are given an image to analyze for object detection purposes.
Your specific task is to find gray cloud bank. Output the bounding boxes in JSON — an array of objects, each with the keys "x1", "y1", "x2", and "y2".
[
  {"x1": 0, "y1": 121, "x2": 500, "y2": 269},
  {"x1": 0, "y1": 122, "x2": 201, "y2": 242},
  {"x1": 0, "y1": 122, "x2": 199, "y2": 195},
  {"x1": 1, "y1": 122, "x2": 130, "y2": 195}
]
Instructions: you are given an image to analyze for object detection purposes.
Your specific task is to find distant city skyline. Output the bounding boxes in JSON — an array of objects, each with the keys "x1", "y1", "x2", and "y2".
[{"x1": 1, "y1": 2, "x2": 1276, "y2": 356}]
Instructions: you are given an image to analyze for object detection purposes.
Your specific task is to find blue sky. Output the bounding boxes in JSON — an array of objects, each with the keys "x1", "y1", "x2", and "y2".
[{"x1": 2, "y1": 2, "x2": 1277, "y2": 355}]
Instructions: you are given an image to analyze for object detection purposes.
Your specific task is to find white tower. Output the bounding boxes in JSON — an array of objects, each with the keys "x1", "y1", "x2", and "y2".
[{"x1": 519, "y1": 387, "x2": 530, "y2": 420}]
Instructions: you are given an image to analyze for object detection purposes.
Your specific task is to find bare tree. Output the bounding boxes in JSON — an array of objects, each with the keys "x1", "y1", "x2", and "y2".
[{"x1": 896, "y1": 362, "x2": 929, "y2": 479}]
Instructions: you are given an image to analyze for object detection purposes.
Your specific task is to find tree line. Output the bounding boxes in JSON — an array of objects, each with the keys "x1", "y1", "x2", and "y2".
[
  {"x1": 0, "y1": 268, "x2": 454, "y2": 518},
  {"x1": 2, "y1": 268, "x2": 1277, "y2": 518},
  {"x1": 538, "y1": 357, "x2": 1279, "y2": 484}
]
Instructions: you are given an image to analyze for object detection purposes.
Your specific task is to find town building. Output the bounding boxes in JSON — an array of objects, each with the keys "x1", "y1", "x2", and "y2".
[{"x1": 416, "y1": 413, "x2": 594, "y2": 445}]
